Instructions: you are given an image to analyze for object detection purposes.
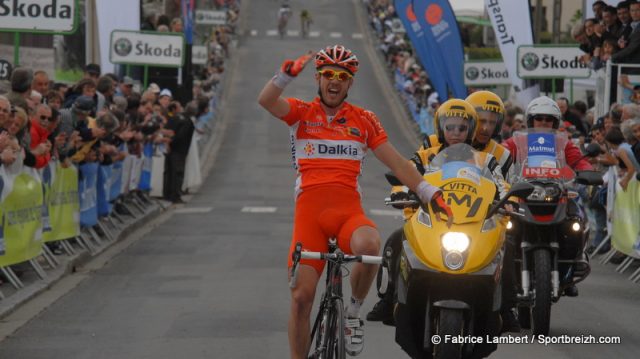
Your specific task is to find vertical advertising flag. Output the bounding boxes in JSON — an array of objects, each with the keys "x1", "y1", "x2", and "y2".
[
  {"x1": 484, "y1": 0, "x2": 540, "y2": 106},
  {"x1": 182, "y1": 0, "x2": 195, "y2": 45},
  {"x1": 412, "y1": 0, "x2": 467, "y2": 98},
  {"x1": 395, "y1": 0, "x2": 448, "y2": 100}
]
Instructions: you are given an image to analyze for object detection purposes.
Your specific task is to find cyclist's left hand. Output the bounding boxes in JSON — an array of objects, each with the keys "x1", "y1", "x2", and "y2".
[
  {"x1": 430, "y1": 191, "x2": 453, "y2": 228},
  {"x1": 281, "y1": 51, "x2": 314, "y2": 77}
]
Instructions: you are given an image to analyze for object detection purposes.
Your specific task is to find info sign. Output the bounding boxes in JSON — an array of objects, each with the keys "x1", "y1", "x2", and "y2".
[
  {"x1": 517, "y1": 45, "x2": 591, "y2": 79},
  {"x1": 110, "y1": 30, "x2": 185, "y2": 67},
  {"x1": 0, "y1": 0, "x2": 77, "y2": 34},
  {"x1": 464, "y1": 61, "x2": 511, "y2": 86}
]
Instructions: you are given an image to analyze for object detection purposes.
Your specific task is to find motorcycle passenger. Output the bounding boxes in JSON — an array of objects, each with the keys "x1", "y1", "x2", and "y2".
[
  {"x1": 257, "y1": 45, "x2": 452, "y2": 358},
  {"x1": 502, "y1": 96, "x2": 593, "y2": 299},
  {"x1": 367, "y1": 99, "x2": 511, "y2": 324},
  {"x1": 419, "y1": 90, "x2": 512, "y2": 178}
]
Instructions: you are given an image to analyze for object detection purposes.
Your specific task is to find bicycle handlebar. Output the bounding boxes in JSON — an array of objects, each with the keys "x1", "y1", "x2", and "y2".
[{"x1": 289, "y1": 242, "x2": 382, "y2": 288}]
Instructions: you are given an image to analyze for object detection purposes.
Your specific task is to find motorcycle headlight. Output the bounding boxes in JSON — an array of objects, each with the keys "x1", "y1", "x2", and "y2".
[
  {"x1": 442, "y1": 232, "x2": 470, "y2": 252},
  {"x1": 417, "y1": 208, "x2": 432, "y2": 228},
  {"x1": 527, "y1": 185, "x2": 561, "y2": 202}
]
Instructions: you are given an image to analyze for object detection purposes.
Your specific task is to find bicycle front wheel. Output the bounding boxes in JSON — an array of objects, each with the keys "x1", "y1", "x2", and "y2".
[{"x1": 329, "y1": 298, "x2": 345, "y2": 359}]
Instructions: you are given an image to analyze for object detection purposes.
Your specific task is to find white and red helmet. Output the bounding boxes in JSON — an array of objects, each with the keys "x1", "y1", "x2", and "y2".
[{"x1": 315, "y1": 45, "x2": 359, "y2": 75}]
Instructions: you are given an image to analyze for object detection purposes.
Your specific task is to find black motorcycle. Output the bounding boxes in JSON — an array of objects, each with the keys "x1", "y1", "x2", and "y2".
[{"x1": 507, "y1": 129, "x2": 602, "y2": 335}]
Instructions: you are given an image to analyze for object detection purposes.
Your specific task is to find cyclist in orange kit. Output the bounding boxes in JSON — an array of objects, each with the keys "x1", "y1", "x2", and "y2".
[{"x1": 257, "y1": 45, "x2": 452, "y2": 358}]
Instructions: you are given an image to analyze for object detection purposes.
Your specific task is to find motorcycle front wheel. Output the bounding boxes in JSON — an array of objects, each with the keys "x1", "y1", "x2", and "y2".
[
  {"x1": 434, "y1": 308, "x2": 464, "y2": 359},
  {"x1": 532, "y1": 249, "x2": 552, "y2": 336}
]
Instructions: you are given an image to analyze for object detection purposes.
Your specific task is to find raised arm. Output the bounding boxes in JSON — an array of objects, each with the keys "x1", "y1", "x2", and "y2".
[{"x1": 257, "y1": 51, "x2": 313, "y2": 118}]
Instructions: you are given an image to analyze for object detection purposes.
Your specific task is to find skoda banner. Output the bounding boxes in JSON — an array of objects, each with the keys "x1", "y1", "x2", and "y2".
[
  {"x1": 464, "y1": 61, "x2": 510, "y2": 86},
  {"x1": 517, "y1": 45, "x2": 591, "y2": 79},
  {"x1": 0, "y1": 0, "x2": 77, "y2": 33},
  {"x1": 484, "y1": 0, "x2": 539, "y2": 106},
  {"x1": 110, "y1": 30, "x2": 185, "y2": 67},
  {"x1": 192, "y1": 45, "x2": 208, "y2": 65},
  {"x1": 413, "y1": 0, "x2": 468, "y2": 98},
  {"x1": 195, "y1": 10, "x2": 227, "y2": 25}
]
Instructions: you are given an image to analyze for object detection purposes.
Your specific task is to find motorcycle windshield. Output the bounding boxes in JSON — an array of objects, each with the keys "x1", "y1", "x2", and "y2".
[
  {"x1": 511, "y1": 128, "x2": 575, "y2": 182},
  {"x1": 426, "y1": 144, "x2": 495, "y2": 223}
]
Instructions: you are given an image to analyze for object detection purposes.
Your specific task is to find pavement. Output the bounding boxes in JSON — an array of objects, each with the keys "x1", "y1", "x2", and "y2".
[{"x1": 0, "y1": 1, "x2": 639, "y2": 358}]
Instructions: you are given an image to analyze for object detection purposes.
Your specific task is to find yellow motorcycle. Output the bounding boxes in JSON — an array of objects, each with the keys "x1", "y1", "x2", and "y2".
[{"x1": 385, "y1": 144, "x2": 533, "y2": 359}]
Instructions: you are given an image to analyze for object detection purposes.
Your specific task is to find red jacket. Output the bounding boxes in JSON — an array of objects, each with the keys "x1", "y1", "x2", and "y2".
[
  {"x1": 29, "y1": 119, "x2": 51, "y2": 169},
  {"x1": 502, "y1": 136, "x2": 593, "y2": 171}
]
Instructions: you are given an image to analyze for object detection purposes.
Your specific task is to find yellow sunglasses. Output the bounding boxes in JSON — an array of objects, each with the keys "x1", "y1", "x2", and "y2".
[{"x1": 318, "y1": 69, "x2": 353, "y2": 81}]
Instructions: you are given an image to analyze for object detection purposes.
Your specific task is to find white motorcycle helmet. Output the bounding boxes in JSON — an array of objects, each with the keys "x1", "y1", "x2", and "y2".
[{"x1": 525, "y1": 96, "x2": 562, "y2": 129}]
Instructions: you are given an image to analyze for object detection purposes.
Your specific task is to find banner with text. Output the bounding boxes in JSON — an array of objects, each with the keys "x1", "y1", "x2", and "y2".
[
  {"x1": 110, "y1": 30, "x2": 185, "y2": 67},
  {"x1": 413, "y1": 0, "x2": 467, "y2": 98},
  {"x1": 395, "y1": 0, "x2": 448, "y2": 98},
  {"x1": 0, "y1": 0, "x2": 77, "y2": 33},
  {"x1": 464, "y1": 61, "x2": 510, "y2": 86},
  {"x1": 43, "y1": 163, "x2": 80, "y2": 242},
  {"x1": 0, "y1": 170, "x2": 44, "y2": 267},
  {"x1": 517, "y1": 45, "x2": 591, "y2": 79},
  {"x1": 195, "y1": 10, "x2": 227, "y2": 25},
  {"x1": 484, "y1": 0, "x2": 539, "y2": 105}
]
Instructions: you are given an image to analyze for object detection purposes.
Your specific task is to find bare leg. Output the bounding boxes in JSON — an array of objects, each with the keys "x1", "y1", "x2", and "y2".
[
  {"x1": 349, "y1": 226, "x2": 381, "y2": 301},
  {"x1": 289, "y1": 265, "x2": 320, "y2": 359}
]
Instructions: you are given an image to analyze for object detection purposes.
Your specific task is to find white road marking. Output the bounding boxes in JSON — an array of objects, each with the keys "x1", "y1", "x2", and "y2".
[
  {"x1": 309, "y1": 31, "x2": 320, "y2": 38},
  {"x1": 352, "y1": 33, "x2": 364, "y2": 39},
  {"x1": 266, "y1": 30, "x2": 278, "y2": 36},
  {"x1": 370, "y1": 209, "x2": 403, "y2": 217},
  {"x1": 287, "y1": 30, "x2": 299, "y2": 37},
  {"x1": 329, "y1": 32, "x2": 342, "y2": 38},
  {"x1": 250, "y1": 30, "x2": 258, "y2": 36},
  {"x1": 175, "y1": 207, "x2": 213, "y2": 214},
  {"x1": 242, "y1": 206, "x2": 278, "y2": 213}
]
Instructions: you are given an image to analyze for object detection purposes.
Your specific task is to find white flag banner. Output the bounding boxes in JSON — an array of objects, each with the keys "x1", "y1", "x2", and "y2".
[
  {"x1": 484, "y1": 0, "x2": 539, "y2": 106},
  {"x1": 96, "y1": 0, "x2": 140, "y2": 74}
]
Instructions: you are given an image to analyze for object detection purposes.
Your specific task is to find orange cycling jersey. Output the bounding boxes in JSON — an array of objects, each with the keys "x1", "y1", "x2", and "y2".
[
  {"x1": 281, "y1": 97, "x2": 387, "y2": 274},
  {"x1": 281, "y1": 97, "x2": 388, "y2": 196}
]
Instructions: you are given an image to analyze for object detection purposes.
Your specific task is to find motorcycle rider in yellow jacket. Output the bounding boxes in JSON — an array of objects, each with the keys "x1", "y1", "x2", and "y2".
[{"x1": 367, "y1": 93, "x2": 516, "y2": 328}]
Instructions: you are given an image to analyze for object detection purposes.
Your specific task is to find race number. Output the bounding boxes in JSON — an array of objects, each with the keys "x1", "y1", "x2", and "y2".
[{"x1": 0, "y1": 59, "x2": 12, "y2": 81}]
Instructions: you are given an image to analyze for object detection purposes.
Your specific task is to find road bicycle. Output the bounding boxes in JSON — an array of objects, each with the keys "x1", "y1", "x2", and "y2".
[{"x1": 290, "y1": 240, "x2": 382, "y2": 359}]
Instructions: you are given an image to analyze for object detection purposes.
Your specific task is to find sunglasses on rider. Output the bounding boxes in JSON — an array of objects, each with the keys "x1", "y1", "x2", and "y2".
[
  {"x1": 533, "y1": 115, "x2": 556, "y2": 123},
  {"x1": 318, "y1": 69, "x2": 353, "y2": 81},
  {"x1": 40, "y1": 115, "x2": 52, "y2": 122},
  {"x1": 444, "y1": 124, "x2": 468, "y2": 132}
]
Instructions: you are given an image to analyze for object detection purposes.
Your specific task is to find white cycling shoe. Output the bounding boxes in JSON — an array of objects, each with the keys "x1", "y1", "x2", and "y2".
[{"x1": 345, "y1": 317, "x2": 364, "y2": 356}]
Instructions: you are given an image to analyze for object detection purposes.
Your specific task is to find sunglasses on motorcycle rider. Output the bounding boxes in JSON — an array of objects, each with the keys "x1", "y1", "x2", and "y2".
[
  {"x1": 444, "y1": 124, "x2": 468, "y2": 132},
  {"x1": 533, "y1": 115, "x2": 556, "y2": 123},
  {"x1": 318, "y1": 69, "x2": 353, "y2": 81}
]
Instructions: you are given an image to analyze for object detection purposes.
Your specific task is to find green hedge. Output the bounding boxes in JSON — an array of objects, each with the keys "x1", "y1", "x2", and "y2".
[{"x1": 465, "y1": 47, "x2": 502, "y2": 60}]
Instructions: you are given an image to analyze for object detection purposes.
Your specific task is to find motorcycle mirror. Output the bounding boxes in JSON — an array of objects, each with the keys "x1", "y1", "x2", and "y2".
[
  {"x1": 486, "y1": 182, "x2": 534, "y2": 218},
  {"x1": 584, "y1": 143, "x2": 602, "y2": 157},
  {"x1": 385, "y1": 172, "x2": 403, "y2": 186},
  {"x1": 576, "y1": 170, "x2": 604, "y2": 186}
]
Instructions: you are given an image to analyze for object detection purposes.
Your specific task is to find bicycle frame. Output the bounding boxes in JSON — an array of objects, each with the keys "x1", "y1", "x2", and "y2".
[{"x1": 289, "y1": 239, "x2": 382, "y2": 359}]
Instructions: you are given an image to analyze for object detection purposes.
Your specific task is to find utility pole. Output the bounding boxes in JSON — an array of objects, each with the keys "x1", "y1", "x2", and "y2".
[
  {"x1": 552, "y1": 0, "x2": 562, "y2": 43},
  {"x1": 534, "y1": 0, "x2": 543, "y2": 43}
]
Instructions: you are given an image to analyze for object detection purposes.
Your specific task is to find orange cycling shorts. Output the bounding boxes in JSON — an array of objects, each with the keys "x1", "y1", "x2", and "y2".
[{"x1": 288, "y1": 185, "x2": 377, "y2": 275}]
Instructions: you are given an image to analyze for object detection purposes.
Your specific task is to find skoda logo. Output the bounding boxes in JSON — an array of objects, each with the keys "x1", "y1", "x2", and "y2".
[
  {"x1": 114, "y1": 38, "x2": 132, "y2": 57},
  {"x1": 465, "y1": 66, "x2": 479, "y2": 80},
  {"x1": 521, "y1": 52, "x2": 539, "y2": 71}
]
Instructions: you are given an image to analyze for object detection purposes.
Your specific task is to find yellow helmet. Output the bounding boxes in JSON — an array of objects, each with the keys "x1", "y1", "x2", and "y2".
[
  {"x1": 434, "y1": 99, "x2": 478, "y2": 145},
  {"x1": 465, "y1": 90, "x2": 505, "y2": 138}
]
